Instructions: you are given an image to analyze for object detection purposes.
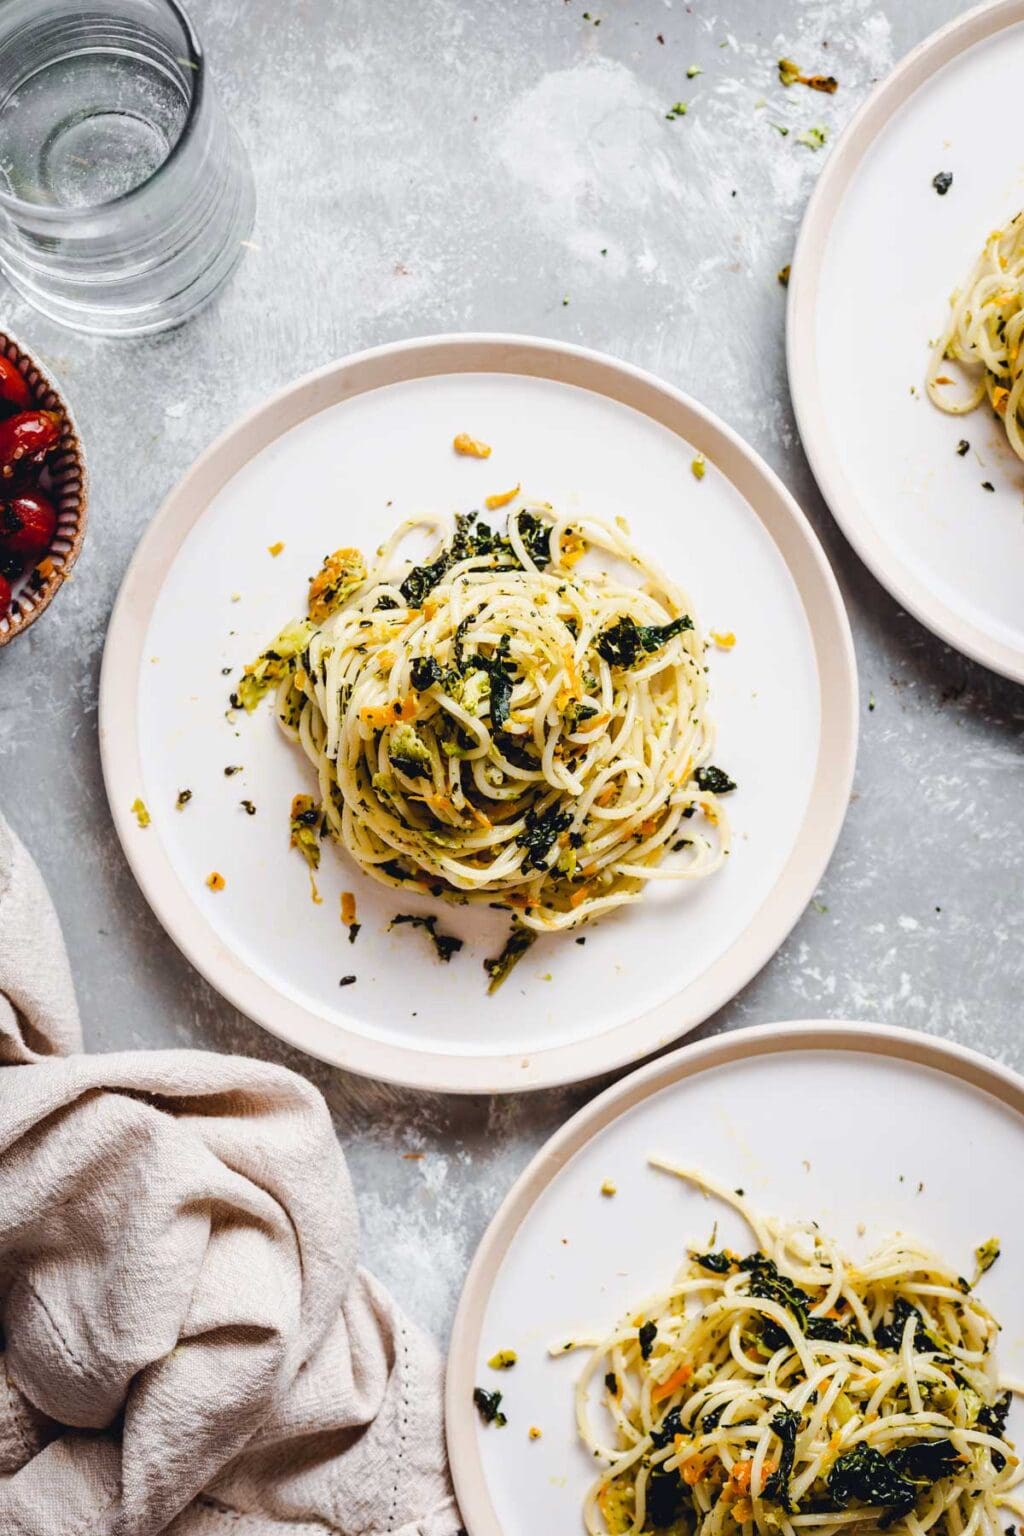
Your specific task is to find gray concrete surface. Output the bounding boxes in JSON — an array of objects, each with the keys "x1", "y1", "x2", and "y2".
[{"x1": 0, "y1": 0, "x2": 1021, "y2": 1348}]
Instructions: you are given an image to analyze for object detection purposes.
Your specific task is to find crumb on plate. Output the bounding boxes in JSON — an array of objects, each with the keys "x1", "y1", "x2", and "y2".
[{"x1": 453, "y1": 432, "x2": 491, "y2": 458}]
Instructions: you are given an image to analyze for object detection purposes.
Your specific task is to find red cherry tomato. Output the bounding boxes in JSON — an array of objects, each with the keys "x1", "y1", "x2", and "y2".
[
  {"x1": 0, "y1": 357, "x2": 32, "y2": 412},
  {"x1": 0, "y1": 491, "x2": 57, "y2": 558},
  {"x1": 0, "y1": 410, "x2": 62, "y2": 477},
  {"x1": 0, "y1": 573, "x2": 11, "y2": 618}
]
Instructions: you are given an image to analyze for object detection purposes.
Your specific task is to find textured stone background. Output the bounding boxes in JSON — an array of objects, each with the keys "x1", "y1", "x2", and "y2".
[{"x1": 0, "y1": 0, "x2": 1021, "y2": 1346}]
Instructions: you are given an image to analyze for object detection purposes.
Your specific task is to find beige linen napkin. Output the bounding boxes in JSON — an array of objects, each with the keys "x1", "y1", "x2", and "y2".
[{"x1": 0, "y1": 812, "x2": 461, "y2": 1536}]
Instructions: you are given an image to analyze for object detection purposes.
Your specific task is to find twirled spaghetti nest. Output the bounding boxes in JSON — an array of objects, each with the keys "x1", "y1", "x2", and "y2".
[{"x1": 240, "y1": 503, "x2": 732, "y2": 936}]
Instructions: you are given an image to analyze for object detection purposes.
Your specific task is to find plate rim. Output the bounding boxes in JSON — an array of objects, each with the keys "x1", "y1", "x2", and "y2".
[
  {"x1": 445, "y1": 1017, "x2": 1024, "y2": 1535},
  {"x1": 786, "y1": 0, "x2": 1024, "y2": 685},
  {"x1": 99, "y1": 332, "x2": 858, "y2": 1094}
]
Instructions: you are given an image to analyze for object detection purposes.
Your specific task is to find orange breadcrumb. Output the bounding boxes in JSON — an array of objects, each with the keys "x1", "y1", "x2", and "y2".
[
  {"x1": 453, "y1": 432, "x2": 491, "y2": 458},
  {"x1": 485, "y1": 483, "x2": 520, "y2": 510}
]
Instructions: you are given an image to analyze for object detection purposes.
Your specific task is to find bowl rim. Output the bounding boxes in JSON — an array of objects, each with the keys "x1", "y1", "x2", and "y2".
[{"x1": 0, "y1": 327, "x2": 89, "y2": 646}]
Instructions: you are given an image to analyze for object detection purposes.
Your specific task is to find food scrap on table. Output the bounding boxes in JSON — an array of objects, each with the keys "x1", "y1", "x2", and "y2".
[
  {"x1": 131, "y1": 798, "x2": 151, "y2": 828},
  {"x1": 206, "y1": 871, "x2": 225, "y2": 891},
  {"x1": 777, "y1": 57, "x2": 838, "y2": 93}
]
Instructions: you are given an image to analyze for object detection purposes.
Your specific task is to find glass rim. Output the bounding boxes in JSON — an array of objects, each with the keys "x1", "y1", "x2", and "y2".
[{"x1": 0, "y1": 0, "x2": 206, "y2": 221}]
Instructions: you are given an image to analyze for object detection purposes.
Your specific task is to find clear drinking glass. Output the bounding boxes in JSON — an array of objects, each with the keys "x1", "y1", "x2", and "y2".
[{"x1": 0, "y1": 0, "x2": 255, "y2": 336}]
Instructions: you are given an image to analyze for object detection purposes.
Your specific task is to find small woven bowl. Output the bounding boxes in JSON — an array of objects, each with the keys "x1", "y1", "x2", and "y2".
[{"x1": 0, "y1": 331, "x2": 87, "y2": 647}]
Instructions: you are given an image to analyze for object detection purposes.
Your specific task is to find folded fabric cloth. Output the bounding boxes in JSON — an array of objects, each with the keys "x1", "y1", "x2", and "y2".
[{"x1": 0, "y1": 812, "x2": 461, "y2": 1536}]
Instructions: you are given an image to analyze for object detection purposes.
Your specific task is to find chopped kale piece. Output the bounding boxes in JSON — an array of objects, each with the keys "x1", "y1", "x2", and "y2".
[
  {"x1": 516, "y1": 802, "x2": 574, "y2": 870},
  {"x1": 828, "y1": 1444, "x2": 917, "y2": 1519},
  {"x1": 638, "y1": 1320, "x2": 658, "y2": 1360},
  {"x1": 410, "y1": 656, "x2": 443, "y2": 691},
  {"x1": 739, "y1": 1252, "x2": 811, "y2": 1343},
  {"x1": 695, "y1": 765, "x2": 736, "y2": 794},
  {"x1": 650, "y1": 1405, "x2": 684, "y2": 1449},
  {"x1": 932, "y1": 170, "x2": 953, "y2": 195},
  {"x1": 763, "y1": 1407, "x2": 800, "y2": 1511},
  {"x1": 874, "y1": 1296, "x2": 943, "y2": 1353},
  {"x1": 978, "y1": 1390, "x2": 1011, "y2": 1467},
  {"x1": 888, "y1": 1439, "x2": 962, "y2": 1484},
  {"x1": 564, "y1": 698, "x2": 598, "y2": 731},
  {"x1": 374, "y1": 594, "x2": 399, "y2": 610},
  {"x1": 496, "y1": 737, "x2": 540, "y2": 772},
  {"x1": 389, "y1": 912, "x2": 463, "y2": 963},
  {"x1": 604, "y1": 1372, "x2": 619, "y2": 1396},
  {"x1": 473, "y1": 1387, "x2": 507, "y2": 1427},
  {"x1": 646, "y1": 1466, "x2": 686, "y2": 1529},
  {"x1": 377, "y1": 858, "x2": 417, "y2": 884},
  {"x1": 514, "y1": 510, "x2": 554, "y2": 568},
  {"x1": 595, "y1": 613, "x2": 693, "y2": 668},
  {"x1": 692, "y1": 1251, "x2": 736, "y2": 1274},
  {"x1": 464, "y1": 634, "x2": 516, "y2": 728}
]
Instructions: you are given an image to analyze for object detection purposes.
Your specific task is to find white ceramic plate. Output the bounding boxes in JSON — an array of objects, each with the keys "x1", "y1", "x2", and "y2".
[
  {"x1": 100, "y1": 335, "x2": 856, "y2": 1093},
  {"x1": 447, "y1": 1021, "x2": 1024, "y2": 1534},
  {"x1": 788, "y1": 0, "x2": 1024, "y2": 684}
]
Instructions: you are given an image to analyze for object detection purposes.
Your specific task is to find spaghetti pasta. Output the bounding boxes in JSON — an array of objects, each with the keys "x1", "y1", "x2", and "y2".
[
  {"x1": 927, "y1": 213, "x2": 1024, "y2": 463},
  {"x1": 570, "y1": 1165, "x2": 1019, "y2": 1536},
  {"x1": 241, "y1": 503, "x2": 731, "y2": 935}
]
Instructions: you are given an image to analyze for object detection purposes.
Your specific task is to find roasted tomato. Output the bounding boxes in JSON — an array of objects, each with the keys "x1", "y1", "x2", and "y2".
[
  {"x1": 0, "y1": 357, "x2": 32, "y2": 412},
  {"x1": 0, "y1": 411, "x2": 62, "y2": 478},
  {"x1": 0, "y1": 491, "x2": 57, "y2": 558}
]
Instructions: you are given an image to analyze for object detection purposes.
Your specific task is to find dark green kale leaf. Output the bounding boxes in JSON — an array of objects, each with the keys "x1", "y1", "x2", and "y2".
[
  {"x1": 646, "y1": 1466, "x2": 686, "y2": 1529},
  {"x1": 978, "y1": 1392, "x2": 1011, "y2": 1438},
  {"x1": 692, "y1": 1251, "x2": 737, "y2": 1274},
  {"x1": 978, "y1": 1392, "x2": 1012, "y2": 1471},
  {"x1": 390, "y1": 754, "x2": 431, "y2": 781},
  {"x1": 516, "y1": 803, "x2": 573, "y2": 871},
  {"x1": 595, "y1": 614, "x2": 693, "y2": 669},
  {"x1": 639, "y1": 1321, "x2": 658, "y2": 1360},
  {"x1": 828, "y1": 1445, "x2": 917, "y2": 1520},
  {"x1": 763, "y1": 1407, "x2": 800, "y2": 1512},
  {"x1": 410, "y1": 657, "x2": 443, "y2": 691},
  {"x1": 464, "y1": 634, "x2": 516, "y2": 728},
  {"x1": 514, "y1": 511, "x2": 554, "y2": 568},
  {"x1": 650, "y1": 1406, "x2": 684, "y2": 1449},
  {"x1": 400, "y1": 513, "x2": 488, "y2": 607},
  {"x1": 738, "y1": 1253, "x2": 812, "y2": 1348},
  {"x1": 496, "y1": 737, "x2": 540, "y2": 772},
  {"x1": 695, "y1": 765, "x2": 737, "y2": 794},
  {"x1": 473, "y1": 1387, "x2": 507, "y2": 1426},
  {"x1": 377, "y1": 858, "x2": 419, "y2": 884},
  {"x1": 806, "y1": 1316, "x2": 866, "y2": 1346},
  {"x1": 389, "y1": 913, "x2": 463, "y2": 963},
  {"x1": 888, "y1": 1440, "x2": 962, "y2": 1484},
  {"x1": 874, "y1": 1296, "x2": 944, "y2": 1354},
  {"x1": 563, "y1": 699, "x2": 599, "y2": 731}
]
